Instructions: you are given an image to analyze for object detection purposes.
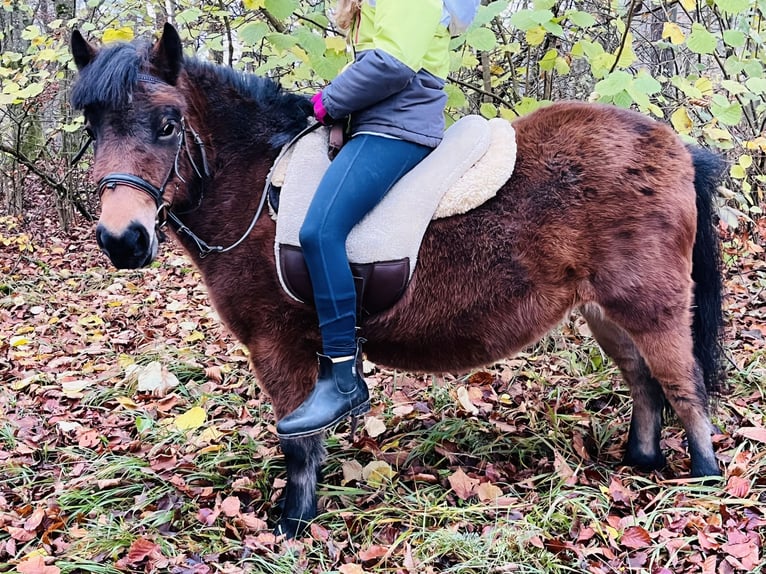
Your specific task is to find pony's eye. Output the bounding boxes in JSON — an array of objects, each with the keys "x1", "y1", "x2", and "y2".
[{"x1": 159, "y1": 121, "x2": 177, "y2": 138}]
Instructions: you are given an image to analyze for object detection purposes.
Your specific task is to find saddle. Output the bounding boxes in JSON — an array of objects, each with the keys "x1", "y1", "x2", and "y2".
[{"x1": 269, "y1": 115, "x2": 517, "y2": 316}]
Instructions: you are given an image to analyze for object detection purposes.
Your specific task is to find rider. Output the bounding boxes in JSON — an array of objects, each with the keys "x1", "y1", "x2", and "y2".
[{"x1": 276, "y1": 0, "x2": 481, "y2": 438}]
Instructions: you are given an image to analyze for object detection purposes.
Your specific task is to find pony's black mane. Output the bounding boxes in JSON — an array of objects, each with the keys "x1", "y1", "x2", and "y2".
[{"x1": 71, "y1": 38, "x2": 311, "y2": 144}]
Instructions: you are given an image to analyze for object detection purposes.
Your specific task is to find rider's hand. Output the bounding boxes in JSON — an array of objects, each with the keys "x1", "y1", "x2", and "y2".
[{"x1": 311, "y1": 91, "x2": 333, "y2": 125}]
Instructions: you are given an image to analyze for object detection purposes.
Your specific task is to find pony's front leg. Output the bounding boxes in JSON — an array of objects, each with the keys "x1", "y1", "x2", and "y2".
[{"x1": 277, "y1": 434, "x2": 326, "y2": 538}]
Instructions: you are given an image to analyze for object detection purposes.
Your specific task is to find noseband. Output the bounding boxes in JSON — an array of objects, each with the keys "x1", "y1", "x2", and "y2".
[{"x1": 97, "y1": 115, "x2": 209, "y2": 225}]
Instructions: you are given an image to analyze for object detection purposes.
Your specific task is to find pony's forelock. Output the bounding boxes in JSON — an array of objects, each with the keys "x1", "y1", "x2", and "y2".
[{"x1": 71, "y1": 41, "x2": 149, "y2": 110}]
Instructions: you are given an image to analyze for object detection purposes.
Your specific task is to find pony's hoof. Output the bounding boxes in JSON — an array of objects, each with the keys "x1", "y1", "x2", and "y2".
[
  {"x1": 274, "y1": 516, "x2": 309, "y2": 540},
  {"x1": 623, "y1": 450, "x2": 666, "y2": 472}
]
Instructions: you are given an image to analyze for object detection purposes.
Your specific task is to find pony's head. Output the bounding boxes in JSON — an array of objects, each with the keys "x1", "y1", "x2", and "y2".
[{"x1": 71, "y1": 24, "x2": 205, "y2": 269}]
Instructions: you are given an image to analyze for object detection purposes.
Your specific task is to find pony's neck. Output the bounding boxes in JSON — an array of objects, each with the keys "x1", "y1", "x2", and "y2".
[{"x1": 171, "y1": 61, "x2": 307, "y2": 267}]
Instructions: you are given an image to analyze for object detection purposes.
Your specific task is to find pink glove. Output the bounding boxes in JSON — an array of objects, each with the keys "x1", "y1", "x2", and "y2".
[{"x1": 311, "y1": 91, "x2": 331, "y2": 125}]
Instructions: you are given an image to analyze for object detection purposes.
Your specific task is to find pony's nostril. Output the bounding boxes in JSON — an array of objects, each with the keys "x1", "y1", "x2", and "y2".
[{"x1": 95, "y1": 222, "x2": 154, "y2": 269}]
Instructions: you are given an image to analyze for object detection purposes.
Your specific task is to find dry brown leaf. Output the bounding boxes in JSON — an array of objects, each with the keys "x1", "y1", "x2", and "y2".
[
  {"x1": 358, "y1": 544, "x2": 388, "y2": 562},
  {"x1": 136, "y1": 361, "x2": 180, "y2": 397},
  {"x1": 477, "y1": 482, "x2": 503, "y2": 502},
  {"x1": 23, "y1": 508, "x2": 46, "y2": 531},
  {"x1": 341, "y1": 459, "x2": 364, "y2": 485},
  {"x1": 724, "y1": 475, "x2": 750, "y2": 498},
  {"x1": 220, "y1": 495, "x2": 240, "y2": 517},
  {"x1": 447, "y1": 468, "x2": 479, "y2": 500},
  {"x1": 338, "y1": 564, "x2": 365, "y2": 574},
  {"x1": 736, "y1": 426, "x2": 766, "y2": 444},
  {"x1": 364, "y1": 416, "x2": 386, "y2": 438},
  {"x1": 621, "y1": 526, "x2": 652, "y2": 549},
  {"x1": 456, "y1": 386, "x2": 479, "y2": 415},
  {"x1": 117, "y1": 537, "x2": 163, "y2": 567},
  {"x1": 7, "y1": 526, "x2": 36, "y2": 542}
]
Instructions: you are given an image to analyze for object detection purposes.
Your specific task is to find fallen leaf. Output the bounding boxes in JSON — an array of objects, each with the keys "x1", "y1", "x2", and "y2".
[
  {"x1": 736, "y1": 426, "x2": 766, "y2": 444},
  {"x1": 7, "y1": 526, "x2": 36, "y2": 542},
  {"x1": 23, "y1": 508, "x2": 46, "y2": 531},
  {"x1": 358, "y1": 544, "x2": 388, "y2": 562},
  {"x1": 364, "y1": 416, "x2": 386, "y2": 438},
  {"x1": 115, "y1": 537, "x2": 163, "y2": 568},
  {"x1": 362, "y1": 460, "x2": 396, "y2": 487},
  {"x1": 137, "y1": 361, "x2": 180, "y2": 397},
  {"x1": 173, "y1": 406, "x2": 207, "y2": 430},
  {"x1": 725, "y1": 475, "x2": 750, "y2": 498},
  {"x1": 341, "y1": 459, "x2": 364, "y2": 485},
  {"x1": 17, "y1": 555, "x2": 60, "y2": 574},
  {"x1": 220, "y1": 496, "x2": 240, "y2": 517},
  {"x1": 621, "y1": 526, "x2": 652, "y2": 549},
  {"x1": 456, "y1": 386, "x2": 479, "y2": 415},
  {"x1": 477, "y1": 482, "x2": 503, "y2": 502},
  {"x1": 608, "y1": 476, "x2": 636, "y2": 504},
  {"x1": 447, "y1": 468, "x2": 479, "y2": 500}
]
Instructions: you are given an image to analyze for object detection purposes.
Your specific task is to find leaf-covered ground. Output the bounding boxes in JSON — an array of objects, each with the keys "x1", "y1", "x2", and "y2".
[{"x1": 1, "y1": 195, "x2": 765, "y2": 574}]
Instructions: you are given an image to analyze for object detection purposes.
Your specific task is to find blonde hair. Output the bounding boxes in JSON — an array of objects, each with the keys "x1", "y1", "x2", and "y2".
[{"x1": 334, "y1": 0, "x2": 362, "y2": 31}]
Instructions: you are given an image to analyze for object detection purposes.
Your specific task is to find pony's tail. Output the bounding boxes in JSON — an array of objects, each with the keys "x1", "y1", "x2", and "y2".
[{"x1": 688, "y1": 146, "x2": 725, "y2": 397}]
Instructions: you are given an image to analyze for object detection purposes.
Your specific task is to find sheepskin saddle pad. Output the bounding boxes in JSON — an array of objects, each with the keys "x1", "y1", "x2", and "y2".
[{"x1": 270, "y1": 114, "x2": 517, "y2": 316}]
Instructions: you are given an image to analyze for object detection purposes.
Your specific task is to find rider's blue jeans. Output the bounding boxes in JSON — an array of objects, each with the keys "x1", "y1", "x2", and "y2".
[{"x1": 299, "y1": 133, "x2": 431, "y2": 357}]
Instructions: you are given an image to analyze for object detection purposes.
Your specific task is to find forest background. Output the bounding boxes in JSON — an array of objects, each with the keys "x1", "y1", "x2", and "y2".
[{"x1": 0, "y1": 0, "x2": 765, "y2": 572}]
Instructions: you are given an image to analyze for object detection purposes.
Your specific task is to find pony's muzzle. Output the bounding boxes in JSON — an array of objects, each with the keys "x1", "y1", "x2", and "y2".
[{"x1": 96, "y1": 221, "x2": 157, "y2": 269}]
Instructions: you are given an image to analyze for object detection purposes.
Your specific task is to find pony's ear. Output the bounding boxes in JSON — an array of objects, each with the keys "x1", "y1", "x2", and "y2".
[
  {"x1": 150, "y1": 23, "x2": 183, "y2": 84},
  {"x1": 71, "y1": 30, "x2": 97, "y2": 70}
]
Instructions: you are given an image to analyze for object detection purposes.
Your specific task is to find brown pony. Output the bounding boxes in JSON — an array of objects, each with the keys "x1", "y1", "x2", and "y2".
[{"x1": 70, "y1": 24, "x2": 724, "y2": 538}]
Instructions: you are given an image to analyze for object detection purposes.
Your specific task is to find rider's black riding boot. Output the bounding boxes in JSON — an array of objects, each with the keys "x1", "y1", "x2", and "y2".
[{"x1": 276, "y1": 341, "x2": 370, "y2": 438}]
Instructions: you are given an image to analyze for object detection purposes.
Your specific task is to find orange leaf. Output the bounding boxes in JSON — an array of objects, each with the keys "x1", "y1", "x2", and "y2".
[
  {"x1": 621, "y1": 526, "x2": 652, "y2": 549},
  {"x1": 120, "y1": 537, "x2": 163, "y2": 566},
  {"x1": 358, "y1": 544, "x2": 388, "y2": 562}
]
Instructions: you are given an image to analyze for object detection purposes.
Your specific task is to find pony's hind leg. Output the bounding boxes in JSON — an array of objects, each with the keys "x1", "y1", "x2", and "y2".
[
  {"x1": 590, "y1": 295, "x2": 720, "y2": 477},
  {"x1": 277, "y1": 434, "x2": 326, "y2": 538},
  {"x1": 581, "y1": 304, "x2": 666, "y2": 470}
]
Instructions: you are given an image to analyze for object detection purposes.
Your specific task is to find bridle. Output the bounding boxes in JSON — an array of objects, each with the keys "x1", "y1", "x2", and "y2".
[
  {"x1": 75, "y1": 73, "x2": 321, "y2": 258},
  {"x1": 95, "y1": 114, "x2": 220, "y2": 254}
]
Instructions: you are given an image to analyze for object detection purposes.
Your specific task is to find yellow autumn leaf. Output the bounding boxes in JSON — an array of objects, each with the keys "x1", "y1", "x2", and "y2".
[
  {"x1": 243, "y1": 0, "x2": 265, "y2": 9},
  {"x1": 615, "y1": 33, "x2": 636, "y2": 68},
  {"x1": 325, "y1": 36, "x2": 347, "y2": 53},
  {"x1": 694, "y1": 76, "x2": 713, "y2": 95},
  {"x1": 362, "y1": 460, "x2": 395, "y2": 487},
  {"x1": 744, "y1": 137, "x2": 766, "y2": 151},
  {"x1": 184, "y1": 330, "x2": 204, "y2": 343},
  {"x1": 680, "y1": 0, "x2": 697, "y2": 11},
  {"x1": 738, "y1": 154, "x2": 753, "y2": 169},
  {"x1": 670, "y1": 107, "x2": 693, "y2": 134},
  {"x1": 662, "y1": 22, "x2": 686, "y2": 45},
  {"x1": 526, "y1": 26, "x2": 546, "y2": 46},
  {"x1": 10, "y1": 335, "x2": 31, "y2": 347},
  {"x1": 102, "y1": 27, "x2": 134, "y2": 43},
  {"x1": 116, "y1": 396, "x2": 138, "y2": 409},
  {"x1": 173, "y1": 406, "x2": 207, "y2": 430}
]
